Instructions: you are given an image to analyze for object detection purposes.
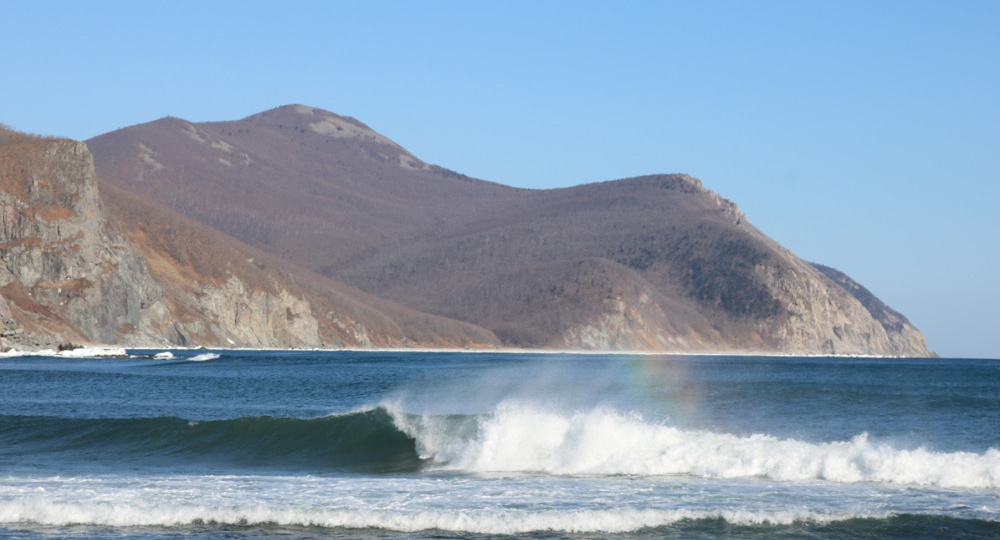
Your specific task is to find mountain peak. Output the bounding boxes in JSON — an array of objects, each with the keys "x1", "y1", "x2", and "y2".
[{"x1": 244, "y1": 104, "x2": 402, "y2": 148}]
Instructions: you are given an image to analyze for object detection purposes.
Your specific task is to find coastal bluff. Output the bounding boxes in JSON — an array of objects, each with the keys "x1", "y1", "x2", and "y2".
[{"x1": 0, "y1": 109, "x2": 933, "y2": 356}]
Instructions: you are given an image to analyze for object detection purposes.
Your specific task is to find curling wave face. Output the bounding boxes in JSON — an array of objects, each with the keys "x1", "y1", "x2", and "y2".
[{"x1": 0, "y1": 409, "x2": 423, "y2": 473}]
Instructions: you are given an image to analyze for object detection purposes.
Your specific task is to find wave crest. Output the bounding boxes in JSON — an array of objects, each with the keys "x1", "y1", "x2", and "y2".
[{"x1": 392, "y1": 402, "x2": 1000, "y2": 488}]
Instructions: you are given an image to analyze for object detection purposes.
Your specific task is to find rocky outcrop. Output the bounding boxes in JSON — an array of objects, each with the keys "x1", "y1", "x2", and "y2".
[
  {"x1": 806, "y1": 263, "x2": 930, "y2": 356},
  {"x1": 0, "y1": 135, "x2": 132, "y2": 349},
  {"x1": 0, "y1": 128, "x2": 500, "y2": 350}
]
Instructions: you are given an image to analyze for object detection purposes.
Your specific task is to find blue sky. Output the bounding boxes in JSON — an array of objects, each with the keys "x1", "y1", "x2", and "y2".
[{"x1": 3, "y1": 1, "x2": 997, "y2": 358}]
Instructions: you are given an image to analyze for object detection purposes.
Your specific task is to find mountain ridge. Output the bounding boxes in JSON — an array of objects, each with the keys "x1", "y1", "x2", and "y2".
[{"x1": 84, "y1": 104, "x2": 933, "y2": 356}]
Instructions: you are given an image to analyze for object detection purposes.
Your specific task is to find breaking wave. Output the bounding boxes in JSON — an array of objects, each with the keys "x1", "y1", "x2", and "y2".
[
  {"x1": 393, "y1": 401, "x2": 1000, "y2": 488},
  {"x1": 4, "y1": 402, "x2": 999, "y2": 487}
]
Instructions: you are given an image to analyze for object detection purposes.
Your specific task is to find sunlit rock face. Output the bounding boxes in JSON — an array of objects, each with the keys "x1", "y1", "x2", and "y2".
[{"x1": 0, "y1": 128, "x2": 500, "y2": 351}]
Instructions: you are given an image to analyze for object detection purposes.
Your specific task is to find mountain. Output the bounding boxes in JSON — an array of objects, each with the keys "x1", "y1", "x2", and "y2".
[
  {"x1": 0, "y1": 126, "x2": 499, "y2": 351},
  {"x1": 86, "y1": 105, "x2": 932, "y2": 356}
]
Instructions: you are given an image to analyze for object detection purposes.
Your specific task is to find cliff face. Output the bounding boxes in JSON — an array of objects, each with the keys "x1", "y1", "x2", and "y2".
[
  {"x1": 0, "y1": 135, "x2": 137, "y2": 348},
  {"x1": 805, "y1": 263, "x2": 930, "y2": 356},
  {"x1": 0, "y1": 129, "x2": 499, "y2": 351},
  {"x1": 86, "y1": 105, "x2": 935, "y2": 356}
]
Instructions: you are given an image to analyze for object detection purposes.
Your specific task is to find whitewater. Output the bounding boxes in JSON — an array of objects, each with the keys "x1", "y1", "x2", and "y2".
[{"x1": 0, "y1": 350, "x2": 997, "y2": 539}]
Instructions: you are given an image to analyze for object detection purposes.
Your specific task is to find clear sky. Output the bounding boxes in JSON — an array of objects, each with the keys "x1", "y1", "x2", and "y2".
[{"x1": 3, "y1": 1, "x2": 997, "y2": 358}]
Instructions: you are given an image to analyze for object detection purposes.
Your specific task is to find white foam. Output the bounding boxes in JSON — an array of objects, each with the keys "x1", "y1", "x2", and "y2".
[
  {"x1": 189, "y1": 353, "x2": 220, "y2": 362},
  {"x1": 0, "y1": 346, "x2": 128, "y2": 358},
  {"x1": 59, "y1": 346, "x2": 128, "y2": 358},
  {"x1": 1, "y1": 471, "x2": 994, "y2": 534},
  {"x1": 0, "y1": 497, "x2": 878, "y2": 533},
  {"x1": 393, "y1": 402, "x2": 1000, "y2": 488}
]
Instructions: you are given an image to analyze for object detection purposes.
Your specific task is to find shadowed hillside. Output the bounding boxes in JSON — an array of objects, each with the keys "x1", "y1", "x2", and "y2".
[{"x1": 88, "y1": 105, "x2": 933, "y2": 355}]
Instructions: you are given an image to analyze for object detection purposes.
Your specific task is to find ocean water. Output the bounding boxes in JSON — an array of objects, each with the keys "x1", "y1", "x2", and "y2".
[{"x1": 0, "y1": 350, "x2": 998, "y2": 539}]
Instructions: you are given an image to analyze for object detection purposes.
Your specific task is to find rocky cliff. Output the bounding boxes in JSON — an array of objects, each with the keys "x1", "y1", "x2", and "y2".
[
  {"x1": 0, "y1": 127, "x2": 499, "y2": 351},
  {"x1": 1, "y1": 133, "x2": 130, "y2": 348}
]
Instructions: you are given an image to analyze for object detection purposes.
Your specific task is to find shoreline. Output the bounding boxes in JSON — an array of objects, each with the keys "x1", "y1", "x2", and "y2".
[{"x1": 0, "y1": 344, "x2": 956, "y2": 360}]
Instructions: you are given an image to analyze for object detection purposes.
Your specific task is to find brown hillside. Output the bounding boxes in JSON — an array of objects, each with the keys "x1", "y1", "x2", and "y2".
[
  {"x1": 87, "y1": 106, "x2": 528, "y2": 272},
  {"x1": 98, "y1": 178, "x2": 501, "y2": 349},
  {"x1": 88, "y1": 105, "x2": 934, "y2": 355}
]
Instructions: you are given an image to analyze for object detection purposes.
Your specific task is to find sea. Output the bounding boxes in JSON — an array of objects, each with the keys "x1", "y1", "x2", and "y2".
[{"x1": 0, "y1": 349, "x2": 997, "y2": 540}]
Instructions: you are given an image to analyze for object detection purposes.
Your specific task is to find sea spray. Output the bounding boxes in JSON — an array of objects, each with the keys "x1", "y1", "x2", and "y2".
[{"x1": 389, "y1": 401, "x2": 1000, "y2": 488}]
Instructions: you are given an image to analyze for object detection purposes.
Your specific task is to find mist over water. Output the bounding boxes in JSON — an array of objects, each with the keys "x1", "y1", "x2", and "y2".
[{"x1": 0, "y1": 351, "x2": 997, "y2": 539}]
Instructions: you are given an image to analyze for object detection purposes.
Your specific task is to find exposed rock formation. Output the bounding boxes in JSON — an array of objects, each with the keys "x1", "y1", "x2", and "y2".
[
  {"x1": 1, "y1": 133, "x2": 127, "y2": 349},
  {"x1": 0, "y1": 127, "x2": 499, "y2": 351}
]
